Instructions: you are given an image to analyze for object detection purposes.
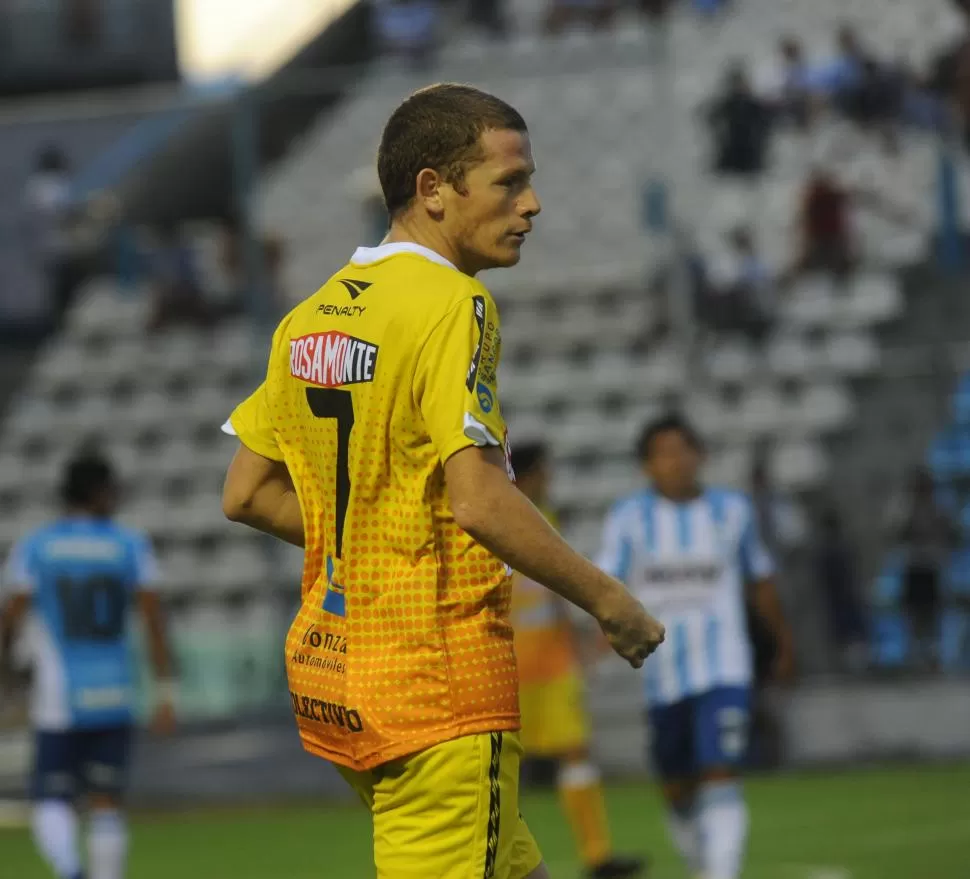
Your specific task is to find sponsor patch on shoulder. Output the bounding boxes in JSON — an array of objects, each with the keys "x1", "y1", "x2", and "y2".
[
  {"x1": 466, "y1": 295, "x2": 487, "y2": 391},
  {"x1": 476, "y1": 381, "x2": 494, "y2": 413}
]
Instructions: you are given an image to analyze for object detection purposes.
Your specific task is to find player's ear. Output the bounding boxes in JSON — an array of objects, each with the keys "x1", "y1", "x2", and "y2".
[{"x1": 415, "y1": 167, "x2": 445, "y2": 218}]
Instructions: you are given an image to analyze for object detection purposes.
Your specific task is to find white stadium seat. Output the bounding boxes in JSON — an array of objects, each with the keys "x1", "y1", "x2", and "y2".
[{"x1": 4, "y1": 0, "x2": 956, "y2": 590}]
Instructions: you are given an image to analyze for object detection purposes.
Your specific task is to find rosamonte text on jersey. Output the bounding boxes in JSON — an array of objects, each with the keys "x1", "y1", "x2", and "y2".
[{"x1": 288, "y1": 331, "x2": 379, "y2": 387}]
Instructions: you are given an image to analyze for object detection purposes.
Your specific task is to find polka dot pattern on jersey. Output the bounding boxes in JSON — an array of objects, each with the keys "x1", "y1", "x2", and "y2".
[{"x1": 231, "y1": 256, "x2": 520, "y2": 771}]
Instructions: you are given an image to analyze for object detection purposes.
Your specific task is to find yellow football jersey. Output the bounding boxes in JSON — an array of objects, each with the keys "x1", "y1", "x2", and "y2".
[{"x1": 227, "y1": 242, "x2": 519, "y2": 771}]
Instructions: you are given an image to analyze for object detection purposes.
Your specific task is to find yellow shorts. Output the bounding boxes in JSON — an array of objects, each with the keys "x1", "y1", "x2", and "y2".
[
  {"x1": 337, "y1": 731, "x2": 543, "y2": 879},
  {"x1": 518, "y1": 673, "x2": 590, "y2": 757}
]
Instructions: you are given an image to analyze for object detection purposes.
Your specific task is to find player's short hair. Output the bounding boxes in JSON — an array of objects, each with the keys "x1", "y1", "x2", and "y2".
[
  {"x1": 378, "y1": 83, "x2": 527, "y2": 217},
  {"x1": 61, "y1": 449, "x2": 116, "y2": 508},
  {"x1": 511, "y1": 442, "x2": 547, "y2": 479},
  {"x1": 636, "y1": 413, "x2": 703, "y2": 461}
]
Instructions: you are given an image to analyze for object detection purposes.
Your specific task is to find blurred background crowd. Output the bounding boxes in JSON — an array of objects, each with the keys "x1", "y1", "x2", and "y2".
[{"x1": 1, "y1": 0, "x2": 970, "y2": 837}]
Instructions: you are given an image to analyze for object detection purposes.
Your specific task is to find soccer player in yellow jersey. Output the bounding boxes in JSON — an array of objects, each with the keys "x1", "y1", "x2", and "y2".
[
  {"x1": 509, "y1": 443, "x2": 645, "y2": 879},
  {"x1": 220, "y1": 83, "x2": 665, "y2": 879}
]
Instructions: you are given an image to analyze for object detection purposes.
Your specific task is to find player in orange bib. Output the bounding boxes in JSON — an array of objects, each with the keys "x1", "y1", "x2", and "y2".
[
  {"x1": 221, "y1": 83, "x2": 665, "y2": 879},
  {"x1": 510, "y1": 443, "x2": 646, "y2": 879}
]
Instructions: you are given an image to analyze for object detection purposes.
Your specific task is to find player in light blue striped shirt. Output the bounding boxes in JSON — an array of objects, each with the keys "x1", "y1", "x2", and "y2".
[{"x1": 596, "y1": 414, "x2": 794, "y2": 879}]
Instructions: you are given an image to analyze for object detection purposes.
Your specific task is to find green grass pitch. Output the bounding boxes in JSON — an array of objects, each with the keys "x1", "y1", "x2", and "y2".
[{"x1": 2, "y1": 763, "x2": 968, "y2": 878}]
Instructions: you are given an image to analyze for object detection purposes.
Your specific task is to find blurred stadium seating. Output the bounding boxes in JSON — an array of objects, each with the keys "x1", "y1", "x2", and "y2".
[
  {"x1": 2, "y1": 15, "x2": 970, "y2": 879},
  {"x1": 253, "y1": 1, "x2": 951, "y2": 562},
  {"x1": 2, "y1": 0, "x2": 970, "y2": 728},
  {"x1": 0, "y1": 4, "x2": 957, "y2": 600}
]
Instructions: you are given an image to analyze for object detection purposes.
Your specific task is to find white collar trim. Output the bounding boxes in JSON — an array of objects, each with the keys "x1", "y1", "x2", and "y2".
[{"x1": 350, "y1": 242, "x2": 457, "y2": 271}]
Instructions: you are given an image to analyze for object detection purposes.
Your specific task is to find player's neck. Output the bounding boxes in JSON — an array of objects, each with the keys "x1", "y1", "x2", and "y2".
[
  {"x1": 384, "y1": 219, "x2": 470, "y2": 276},
  {"x1": 64, "y1": 506, "x2": 108, "y2": 521},
  {"x1": 656, "y1": 485, "x2": 703, "y2": 504}
]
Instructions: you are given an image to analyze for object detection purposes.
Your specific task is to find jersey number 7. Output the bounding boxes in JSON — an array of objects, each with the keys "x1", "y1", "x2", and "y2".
[{"x1": 306, "y1": 388, "x2": 355, "y2": 559}]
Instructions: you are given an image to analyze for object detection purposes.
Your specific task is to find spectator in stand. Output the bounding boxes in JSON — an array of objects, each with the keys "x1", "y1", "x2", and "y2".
[
  {"x1": 783, "y1": 166, "x2": 915, "y2": 288},
  {"x1": 788, "y1": 167, "x2": 856, "y2": 285},
  {"x1": 64, "y1": 0, "x2": 101, "y2": 48},
  {"x1": 374, "y1": 0, "x2": 439, "y2": 68},
  {"x1": 828, "y1": 25, "x2": 906, "y2": 148},
  {"x1": 950, "y1": 43, "x2": 970, "y2": 150},
  {"x1": 705, "y1": 62, "x2": 774, "y2": 177},
  {"x1": 262, "y1": 237, "x2": 288, "y2": 320},
  {"x1": 769, "y1": 25, "x2": 873, "y2": 115},
  {"x1": 764, "y1": 37, "x2": 819, "y2": 127},
  {"x1": 707, "y1": 226, "x2": 775, "y2": 346},
  {"x1": 0, "y1": 257, "x2": 51, "y2": 346},
  {"x1": 219, "y1": 220, "x2": 286, "y2": 321},
  {"x1": 818, "y1": 24, "x2": 868, "y2": 102},
  {"x1": 638, "y1": 0, "x2": 675, "y2": 24},
  {"x1": 467, "y1": 0, "x2": 507, "y2": 37},
  {"x1": 750, "y1": 445, "x2": 808, "y2": 562},
  {"x1": 692, "y1": 0, "x2": 731, "y2": 16},
  {"x1": 23, "y1": 144, "x2": 76, "y2": 317},
  {"x1": 887, "y1": 468, "x2": 958, "y2": 672},
  {"x1": 927, "y1": 0, "x2": 970, "y2": 104},
  {"x1": 766, "y1": 29, "x2": 900, "y2": 138},
  {"x1": 814, "y1": 509, "x2": 868, "y2": 674},
  {"x1": 546, "y1": 0, "x2": 615, "y2": 34},
  {"x1": 646, "y1": 231, "x2": 710, "y2": 345},
  {"x1": 927, "y1": 1, "x2": 970, "y2": 147},
  {"x1": 927, "y1": 33, "x2": 968, "y2": 105},
  {"x1": 148, "y1": 224, "x2": 217, "y2": 333}
]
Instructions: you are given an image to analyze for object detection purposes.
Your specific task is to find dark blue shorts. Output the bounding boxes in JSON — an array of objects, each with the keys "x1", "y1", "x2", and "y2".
[
  {"x1": 647, "y1": 686, "x2": 750, "y2": 780},
  {"x1": 32, "y1": 725, "x2": 133, "y2": 802}
]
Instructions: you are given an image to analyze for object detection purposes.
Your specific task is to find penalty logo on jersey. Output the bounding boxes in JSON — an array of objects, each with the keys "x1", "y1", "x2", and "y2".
[{"x1": 290, "y1": 331, "x2": 379, "y2": 387}]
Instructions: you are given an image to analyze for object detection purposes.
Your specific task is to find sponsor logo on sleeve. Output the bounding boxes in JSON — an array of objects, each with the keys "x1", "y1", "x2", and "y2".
[
  {"x1": 289, "y1": 332, "x2": 379, "y2": 387},
  {"x1": 466, "y1": 295, "x2": 487, "y2": 391},
  {"x1": 476, "y1": 382, "x2": 494, "y2": 413},
  {"x1": 478, "y1": 316, "x2": 501, "y2": 388}
]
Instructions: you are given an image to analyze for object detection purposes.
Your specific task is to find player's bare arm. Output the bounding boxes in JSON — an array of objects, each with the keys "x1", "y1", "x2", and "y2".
[
  {"x1": 445, "y1": 445, "x2": 665, "y2": 668},
  {"x1": 749, "y1": 576, "x2": 795, "y2": 683},
  {"x1": 138, "y1": 590, "x2": 177, "y2": 733},
  {"x1": 222, "y1": 444, "x2": 305, "y2": 548}
]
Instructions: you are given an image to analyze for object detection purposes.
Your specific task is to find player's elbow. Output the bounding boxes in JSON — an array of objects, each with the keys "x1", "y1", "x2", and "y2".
[
  {"x1": 451, "y1": 497, "x2": 484, "y2": 538},
  {"x1": 222, "y1": 479, "x2": 256, "y2": 525},
  {"x1": 450, "y1": 492, "x2": 500, "y2": 542},
  {"x1": 222, "y1": 494, "x2": 250, "y2": 525}
]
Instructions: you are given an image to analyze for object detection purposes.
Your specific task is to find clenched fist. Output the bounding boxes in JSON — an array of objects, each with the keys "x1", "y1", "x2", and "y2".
[{"x1": 595, "y1": 585, "x2": 665, "y2": 669}]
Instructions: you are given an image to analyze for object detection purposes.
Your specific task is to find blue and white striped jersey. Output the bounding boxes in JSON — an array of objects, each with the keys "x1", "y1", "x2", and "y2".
[
  {"x1": 2, "y1": 517, "x2": 158, "y2": 731},
  {"x1": 596, "y1": 488, "x2": 774, "y2": 706}
]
